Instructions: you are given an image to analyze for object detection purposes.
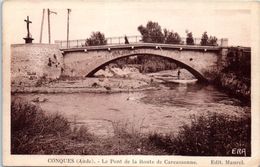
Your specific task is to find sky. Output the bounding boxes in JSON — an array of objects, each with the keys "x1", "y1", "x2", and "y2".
[{"x1": 3, "y1": 0, "x2": 253, "y2": 47}]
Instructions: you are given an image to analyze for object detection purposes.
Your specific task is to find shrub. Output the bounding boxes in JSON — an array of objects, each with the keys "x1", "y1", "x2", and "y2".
[
  {"x1": 163, "y1": 29, "x2": 182, "y2": 44},
  {"x1": 149, "y1": 113, "x2": 251, "y2": 156},
  {"x1": 200, "y1": 32, "x2": 209, "y2": 46},
  {"x1": 112, "y1": 120, "x2": 143, "y2": 139},
  {"x1": 208, "y1": 36, "x2": 218, "y2": 46},
  {"x1": 11, "y1": 98, "x2": 71, "y2": 154},
  {"x1": 186, "y1": 31, "x2": 194, "y2": 45},
  {"x1": 71, "y1": 125, "x2": 94, "y2": 142},
  {"x1": 200, "y1": 32, "x2": 218, "y2": 46},
  {"x1": 85, "y1": 31, "x2": 107, "y2": 46}
]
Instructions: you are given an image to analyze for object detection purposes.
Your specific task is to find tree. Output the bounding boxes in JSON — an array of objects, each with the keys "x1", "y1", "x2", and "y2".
[
  {"x1": 138, "y1": 21, "x2": 164, "y2": 43},
  {"x1": 164, "y1": 29, "x2": 182, "y2": 44},
  {"x1": 200, "y1": 32, "x2": 218, "y2": 46},
  {"x1": 186, "y1": 31, "x2": 194, "y2": 45},
  {"x1": 200, "y1": 31, "x2": 208, "y2": 46},
  {"x1": 208, "y1": 36, "x2": 218, "y2": 46},
  {"x1": 85, "y1": 31, "x2": 107, "y2": 46}
]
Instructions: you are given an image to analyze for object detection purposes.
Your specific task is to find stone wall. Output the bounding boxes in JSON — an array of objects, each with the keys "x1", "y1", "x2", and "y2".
[{"x1": 11, "y1": 44, "x2": 64, "y2": 86}]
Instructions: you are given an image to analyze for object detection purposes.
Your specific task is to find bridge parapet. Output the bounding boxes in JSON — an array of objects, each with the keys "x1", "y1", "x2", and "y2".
[
  {"x1": 55, "y1": 36, "x2": 228, "y2": 49},
  {"x1": 61, "y1": 43, "x2": 223, "y2": 54}
]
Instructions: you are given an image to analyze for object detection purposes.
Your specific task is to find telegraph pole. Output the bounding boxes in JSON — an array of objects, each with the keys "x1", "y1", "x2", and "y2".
[
  {"x1": 67, "y1": 9, "x2": 71, "y2": 48},
  {"x1": 47, "y1": 9, "x2": 57, "y2": 44},
  {"x1": 47, "y1": 9, "x2": 50, "y2": 44},
  {"x1": 39, "y1": 9, "x2": 45, "y2": 43}
]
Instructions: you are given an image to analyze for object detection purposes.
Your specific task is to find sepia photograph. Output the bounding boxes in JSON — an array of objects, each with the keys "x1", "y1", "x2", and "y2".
[{"x1": 2, "y1": 0, "x2": 260, "y2": 166}]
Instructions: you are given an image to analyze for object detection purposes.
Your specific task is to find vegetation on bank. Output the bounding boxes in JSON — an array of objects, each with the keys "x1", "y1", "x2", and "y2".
[
  {"x1": 11, "y1": 98, "x2": 164, "y2": 155},
  {"x1": 149, "y1": 113, "x2": 250, "y2": 156},
  {"x1": 216, "y1": 47, "x2": 251, "y2": 101},
  {"x1": 12, "y1": 98, "x2": 250, "y2": 156}
]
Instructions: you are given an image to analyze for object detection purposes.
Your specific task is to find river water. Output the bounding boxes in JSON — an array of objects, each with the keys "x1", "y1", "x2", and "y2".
[{"x1": 14, "y1": 82, "x2": 249, "y2": 137}]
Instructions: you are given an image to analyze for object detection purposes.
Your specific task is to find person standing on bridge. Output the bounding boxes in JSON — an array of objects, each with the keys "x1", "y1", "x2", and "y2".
[{"x1": 124, "y1": 35, "x2": 129, "y2": 44}]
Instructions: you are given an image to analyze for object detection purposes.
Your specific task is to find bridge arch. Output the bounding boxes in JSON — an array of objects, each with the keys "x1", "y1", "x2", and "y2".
[{"x1": 85, "y1": 53, "x2": 208, "y2": 82}]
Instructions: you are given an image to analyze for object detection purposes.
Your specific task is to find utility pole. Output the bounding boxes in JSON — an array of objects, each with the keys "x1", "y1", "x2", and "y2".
[
  {"x1": 67, "y1": 9, "x2": 71, "y2": 48},
  {"x1": 47, "y1": 9, "x2": 50, "y2": 44},
  {"x1": 47, "y1": 9, "x2": 57, "y2": 44},
  {"x1": 39, "y1": 9, "x2": 45, "y2": 43}
]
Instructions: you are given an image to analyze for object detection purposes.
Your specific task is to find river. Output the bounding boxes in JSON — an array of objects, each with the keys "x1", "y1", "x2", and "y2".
[{"x1": 14, "y1": 80, "x2": 250, "y2": 138}]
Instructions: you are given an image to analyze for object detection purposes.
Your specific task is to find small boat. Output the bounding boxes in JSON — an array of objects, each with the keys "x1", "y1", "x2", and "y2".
[
  {"x1": 127, "y1": 96, "x2": 136, "y2": 101},
  {"x1": 32, "y1": 97, "x2": 48, "y2": 103},
  {"x1": 170, "y1": 79, "x2": 198, "y2": 84}
]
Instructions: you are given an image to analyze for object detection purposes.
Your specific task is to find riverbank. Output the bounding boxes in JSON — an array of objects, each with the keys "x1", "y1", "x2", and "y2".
[
  {"x1": 11, "y1": 67, "x2": 195, "y2": 94},
  {"x1": 11, "y1": 78, "x2": 160, "y2": 94},
  {"x1": 215, "y1": 72, "x2": 250, "y2": 103},
  {"x1": 11, "y1": 98, "x2": 250, "y2": 155}
]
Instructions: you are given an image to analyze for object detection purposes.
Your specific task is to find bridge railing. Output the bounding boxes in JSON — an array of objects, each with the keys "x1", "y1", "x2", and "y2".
[
  {"x1": 55, "y1": 35, "x2": 228, "y2": 49},
  {"x1": 55, "y1": 36, "x2": 143, "y2": 49}
]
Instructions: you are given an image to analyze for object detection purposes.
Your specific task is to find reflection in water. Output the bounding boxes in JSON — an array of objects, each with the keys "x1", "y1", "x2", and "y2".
[{"x1": 14, "y1": 82, "x2": 249, "y2": 137}]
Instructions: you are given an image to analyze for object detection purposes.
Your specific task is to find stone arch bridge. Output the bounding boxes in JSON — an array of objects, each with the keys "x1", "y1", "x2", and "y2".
[{"x1": 61, "y1": 43, "x2": 227, "y2": 82}]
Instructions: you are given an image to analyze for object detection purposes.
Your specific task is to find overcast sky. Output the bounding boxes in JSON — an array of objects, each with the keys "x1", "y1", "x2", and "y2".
[{"x1": 3, "y1": 0, "x2": 252, "y2": 46}]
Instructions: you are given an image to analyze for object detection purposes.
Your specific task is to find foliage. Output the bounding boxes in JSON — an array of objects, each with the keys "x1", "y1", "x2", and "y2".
[
  {"x1": 186, "y1": 31, "x2": 194, "y2": 45},
  {"x1": 137, "y1": 21, "x2": 220, "y2": 46},
  {"x1": 11, "y1": 98, "x2": 164, "y2": 155},
  {"x1": 71, "y1": 125, "x2": 94, "y2": 142},
  {"x1": 216, "y1": 47, "x2": 251, "y2": 101},
  {"x1": 224, "y1": 47, "x2": 251, "y2": 77},
  {"x1": 11, "y1": 98, "x2": 71, "y2": 153},
  {"x1": 138, "y1": 21, "x2": 165, "y2": 43},
  {"x1": 149, "y1": 113, "x2": 251, "y2": 156},
  {"x1": 217, "y1": 72, "x2": 251, "y2": 102},
  {"x1": 85, "y1": 31, "x2": 107, "y2": 46},
  {"x1": 137, "y1": 21, "x2": 182, "y2": 44},
  {"x1": 163, "y1": 29, "x2": 182, "y2": 44},
  {"x1": 200, "y1": 32, "x2": 218, "y2": 46},
  {"x1": 113, "y1": 55, "x2": 178, "y2": 73},
  {"x1": 200, "y1": 32, "x2": 209, "y2": 46},
  {"x1": 208, "y1": 36, "x2": 218, "y2": 46},
  {"x1": 11, "y1": 98, "x2": 94, "y2": 154}
]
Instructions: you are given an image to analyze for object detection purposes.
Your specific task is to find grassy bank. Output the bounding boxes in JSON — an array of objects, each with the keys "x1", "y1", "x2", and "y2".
[{"x1": 11, "y1": 98, "x2": 250, "y2": 156}]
